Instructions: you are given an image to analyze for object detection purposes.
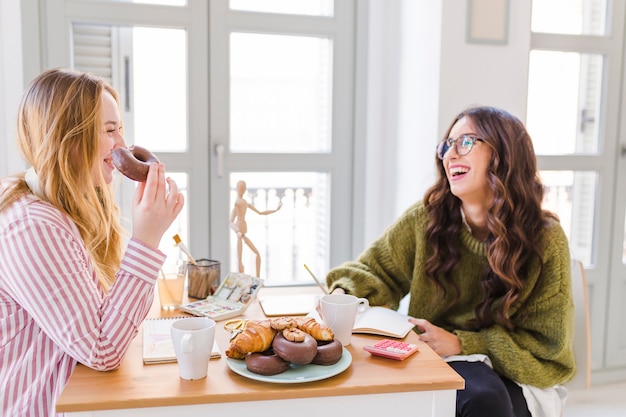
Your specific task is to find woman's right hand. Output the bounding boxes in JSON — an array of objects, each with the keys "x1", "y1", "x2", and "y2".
[
  {"x1": 131, "y1": 163, "x2": 184, "y2": 250},
  {"x1": 409, "y1": 317, "x2": 462, "y2": 357}
]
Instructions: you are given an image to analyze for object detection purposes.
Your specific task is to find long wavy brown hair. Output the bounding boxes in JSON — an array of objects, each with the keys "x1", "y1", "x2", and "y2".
[
  {"x1": 0, "y1": 68, "x2": 124, "y2": 291},
  {"x1": 423, "y1": 106, "x2": 557, "y2": 331}
]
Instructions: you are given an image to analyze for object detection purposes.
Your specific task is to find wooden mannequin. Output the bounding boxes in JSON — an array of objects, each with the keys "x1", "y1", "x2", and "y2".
[{"x1": 230, "y1": 180, "x2": 282, "y2": 277}]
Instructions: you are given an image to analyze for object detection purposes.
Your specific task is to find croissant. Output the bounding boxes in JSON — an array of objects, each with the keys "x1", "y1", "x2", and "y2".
[
  {"x1": 295, "y1": 317, "x2": 334, "y2": 341},
  {"x1": 225, "y1": 320, "x2": 277, "y2": 359}
]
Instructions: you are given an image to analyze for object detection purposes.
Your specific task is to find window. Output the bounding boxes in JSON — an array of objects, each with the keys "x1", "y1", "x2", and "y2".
[
  {"x1": 528, "y1": 0, "x2": 608, "y2": 266},
  {"x1": 529, "y1": 0, "x2": 626, "y2": 368},
  {"x1": 209, "y1": 0, "x2": 356, "y2": 284},
  {"x1": 71, "y1": 21, "x2": 191, "y2": 266},
  {"x1": 41, "y1": 0, "x2": 356, "y2": 284}
]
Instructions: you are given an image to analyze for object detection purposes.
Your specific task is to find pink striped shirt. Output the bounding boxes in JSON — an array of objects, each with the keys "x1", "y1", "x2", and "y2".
[{"x1": 0, "y1": 184, "x2": 166, "y2": 417}]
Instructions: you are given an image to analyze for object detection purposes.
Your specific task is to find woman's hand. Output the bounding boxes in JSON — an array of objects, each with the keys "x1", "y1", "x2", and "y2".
[
  {"x1": 131, "y1": 163, "x2": 185, "y2": 250},
  {"x1": 409, "y1": 317, "x2": 462, "y2": 357}
]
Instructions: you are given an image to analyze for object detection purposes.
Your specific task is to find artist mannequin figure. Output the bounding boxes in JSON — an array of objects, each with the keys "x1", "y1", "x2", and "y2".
[{"x1": 230, "y1": 180, "x2": 282, "y2": 277}]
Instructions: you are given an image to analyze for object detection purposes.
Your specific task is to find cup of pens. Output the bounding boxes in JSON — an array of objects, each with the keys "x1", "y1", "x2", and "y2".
[
  {"x1": 172, "y1": 235, "x2": 220, "y2": 299},
  {"x1": 187, "y1": 259, "x2": 221, "y2": 299}
]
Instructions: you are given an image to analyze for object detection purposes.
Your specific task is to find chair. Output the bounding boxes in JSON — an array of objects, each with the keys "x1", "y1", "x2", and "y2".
[{"x1": 566, "y1": 258, "x2": 591, "y2": 390}]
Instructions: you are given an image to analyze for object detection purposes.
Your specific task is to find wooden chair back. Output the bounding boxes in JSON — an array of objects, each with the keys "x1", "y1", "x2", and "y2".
[{"x1": 567, "y1": 258, "x2": 591, "y2": 390}]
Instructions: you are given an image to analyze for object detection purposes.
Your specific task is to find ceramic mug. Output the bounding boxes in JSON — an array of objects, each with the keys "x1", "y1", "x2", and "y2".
[
  {"x1": 320, "y1": 293, "x2": 369, "y2": 346},
  {"x1": 170, "y1": 317, "x2": 216, "y2": 380}
]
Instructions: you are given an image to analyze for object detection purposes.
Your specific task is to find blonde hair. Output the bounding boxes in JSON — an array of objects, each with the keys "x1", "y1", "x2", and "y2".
[{"x1": 0, "y1": 68, "x2": 124, "y2": 291}]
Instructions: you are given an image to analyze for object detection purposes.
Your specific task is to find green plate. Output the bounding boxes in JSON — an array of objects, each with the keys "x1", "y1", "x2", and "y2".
[{"x1": 225, "y1": 348, "x2": 352, "y2": 384}]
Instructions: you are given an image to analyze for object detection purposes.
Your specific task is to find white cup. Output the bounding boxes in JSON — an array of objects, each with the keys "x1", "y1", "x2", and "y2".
[
  {"x1": 320, "y1": 294, "x2": 369, "y2": 346},
  {"x1": 170, "y1": 317, "x2": 216, "y2": 380}
]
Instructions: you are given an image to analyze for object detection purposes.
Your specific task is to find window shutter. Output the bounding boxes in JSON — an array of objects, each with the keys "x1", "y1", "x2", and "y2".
[{"x1": 71, "y1": 23, "x2": 114, "y2": 84}]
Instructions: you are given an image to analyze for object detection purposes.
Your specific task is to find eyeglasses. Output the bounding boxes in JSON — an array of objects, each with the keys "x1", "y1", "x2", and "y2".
[{"x1": 436, "y1": 135, "x2": 485, "y2": 160}]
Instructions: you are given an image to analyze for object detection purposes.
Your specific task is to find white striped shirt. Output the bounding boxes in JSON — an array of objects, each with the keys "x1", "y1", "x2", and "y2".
[{"x1": 0, "y1": 185, "x2": 166, "y2": 417}]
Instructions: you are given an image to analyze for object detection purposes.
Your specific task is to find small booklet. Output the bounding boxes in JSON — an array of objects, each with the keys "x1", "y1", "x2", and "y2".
[
  {"x1": 309, "y1": 305, "x2": 415, "y2": 339},
  {"x1": 142, "y1": 317, "x2": 221, "y2": 364},
  {"x1": 352, "y1": 306, "x2": 415, "y2": 339},
  {"x1": 178, "y1": 272, "x2": 263, "y2": 321},
  {"x1": 259, "y1": 294, "x2": 319, "y2": 317}
]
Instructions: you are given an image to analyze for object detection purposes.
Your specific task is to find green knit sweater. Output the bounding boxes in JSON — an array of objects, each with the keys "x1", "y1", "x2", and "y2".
[{"x1": 326, "y1": 201, "x2": 575, "y2": 388}]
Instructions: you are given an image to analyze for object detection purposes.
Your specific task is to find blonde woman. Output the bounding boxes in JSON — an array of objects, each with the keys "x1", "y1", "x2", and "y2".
[{"x1": 0, "y1": 68, "x2": 184, "y2": 416}]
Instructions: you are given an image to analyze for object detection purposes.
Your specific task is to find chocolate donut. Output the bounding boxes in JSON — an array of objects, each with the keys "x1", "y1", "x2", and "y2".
[
  {"x1": 312, "y1": 339, "x2": 343, "y2": 366},
  {"x1": 245, "y1": 349, "x2": 290, "y2": 376},
  {"x1": 272, "y1": 332, "x2": 317, "y2": 365},
  {"x1": 112, "y1": 145, "x2": 159, "y2": 182}
]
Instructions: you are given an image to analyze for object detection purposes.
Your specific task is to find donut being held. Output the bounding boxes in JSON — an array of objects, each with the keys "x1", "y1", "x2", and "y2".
[
  {"x1": 245, "y1": 349, "x2": 290, "y2": 376},
  {"x1": 272, "y1": 331, "x2": 317, "y2": 365},
  {"x1": 312, "y1": 339, "x2": 343, "y2": 366},
  {"x1": 112, "y1": 145, "x2": 159, "y2": 182}
]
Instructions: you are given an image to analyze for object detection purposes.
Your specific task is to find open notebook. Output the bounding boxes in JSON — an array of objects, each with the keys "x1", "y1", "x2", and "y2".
[{"x1": 308, "y1": 306, "x2": 415, "y2": 339}]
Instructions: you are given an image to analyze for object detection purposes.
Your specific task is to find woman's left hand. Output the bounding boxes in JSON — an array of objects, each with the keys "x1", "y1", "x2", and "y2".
[
  {"x1": 131, "y1": 163, "x2": 184, "y2": 249},
  {"x1": 409, "y1": 317, "x2": 461, "y2": 357}
]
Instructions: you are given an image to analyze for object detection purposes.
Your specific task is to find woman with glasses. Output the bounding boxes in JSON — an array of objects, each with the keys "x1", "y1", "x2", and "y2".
[{"x1": 325, "y1": 106, "x2": 574, "y2": 417}]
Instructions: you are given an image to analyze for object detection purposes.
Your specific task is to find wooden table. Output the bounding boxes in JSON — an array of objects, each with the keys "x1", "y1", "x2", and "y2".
[{"x1": 56, "y1": 286, "x2": 464, "y2": 417}]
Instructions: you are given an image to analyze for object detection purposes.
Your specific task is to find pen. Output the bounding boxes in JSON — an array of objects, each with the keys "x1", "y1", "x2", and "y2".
[{"x1": 303, "y1": 264, "x2": 329, "y2": 295}]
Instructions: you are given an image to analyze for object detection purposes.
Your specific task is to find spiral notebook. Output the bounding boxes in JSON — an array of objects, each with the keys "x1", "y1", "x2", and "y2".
[{"x1": 142, "y1": 317, "x2": 221, "y2": 364}]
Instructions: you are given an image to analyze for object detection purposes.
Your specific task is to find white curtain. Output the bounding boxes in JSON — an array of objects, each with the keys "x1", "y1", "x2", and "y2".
[{"x1": 360, "y1": 0, "x2": 441, "y2": 248}]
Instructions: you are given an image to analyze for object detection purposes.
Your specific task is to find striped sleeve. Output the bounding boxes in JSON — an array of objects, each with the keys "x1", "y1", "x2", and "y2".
[{"x1": 1, "y1": 198, "x2": 165, "y2": 416}]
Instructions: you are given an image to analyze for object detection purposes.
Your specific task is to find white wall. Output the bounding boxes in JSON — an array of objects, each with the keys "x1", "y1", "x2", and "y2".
[
  {"x1": 361, "y1": 0, "x2": 443, "y2": 250},
  {"x1": 0, "y1": 0, "x2": 24, "y2": 176},
  {"x1": 395, "y1": 1, "x2": 442, "y2": 223},
  {"x1": 438, "y1": 1, "x2": 532, "y2": 130},
  {"x1": 361, "y1": 0, "x2": 405, "y2": 249}
]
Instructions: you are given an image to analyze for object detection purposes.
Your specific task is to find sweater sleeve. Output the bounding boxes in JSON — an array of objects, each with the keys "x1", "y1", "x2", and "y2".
[
  {"x1": 326, "y1": 202, "x2": 424, "y2": 309},
  {"x1": 454, "y1": 225, "x2": 576, "y2": 388}
]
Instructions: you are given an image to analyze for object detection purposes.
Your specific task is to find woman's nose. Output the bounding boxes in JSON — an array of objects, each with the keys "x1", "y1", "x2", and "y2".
[
  {"x1": 113, "y1": 132, "x2": 127, "y2": 149},
  {"x1": 444, "y1": 144, "x2": 459, "y2": 160}
]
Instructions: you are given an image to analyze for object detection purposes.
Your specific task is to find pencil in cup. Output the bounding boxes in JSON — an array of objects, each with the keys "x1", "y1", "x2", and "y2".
[{"x1": 187, "y1": 259, "x2": 221, "y2": 299}]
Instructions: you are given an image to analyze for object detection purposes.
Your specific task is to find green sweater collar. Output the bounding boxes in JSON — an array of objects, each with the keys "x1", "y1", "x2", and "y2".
[{"x1": 460, "y1": 226, "x2": 488, "y2": 257}]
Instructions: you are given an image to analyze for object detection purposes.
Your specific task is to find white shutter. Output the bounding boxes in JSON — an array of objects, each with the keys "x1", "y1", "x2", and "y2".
[{"x1": 71, "y1": 23, "x2": 114, "y2": 84}]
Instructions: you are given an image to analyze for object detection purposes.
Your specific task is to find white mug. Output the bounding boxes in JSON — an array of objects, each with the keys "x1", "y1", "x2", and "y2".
[
  {"x1": 320, "y1": 294, "x2": 369, "y2": 346},
  {"x1": 170, "y1": 317, "x2": 216, "y2": 380}
]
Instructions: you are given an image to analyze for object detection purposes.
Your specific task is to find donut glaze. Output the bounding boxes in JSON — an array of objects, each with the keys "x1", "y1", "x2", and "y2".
[
  {"x1": 245, "y1": 349, "x2": 290, "y2": 376},
  {"x1": 112, "y1": 145, "x2": 159, "y2": 182},
  {"x1": 312, "y1": 339, "x2": 343, "y2": 366},
  {"x1": 272, "y1": 332, "x2": 317, "y2": 365}
]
